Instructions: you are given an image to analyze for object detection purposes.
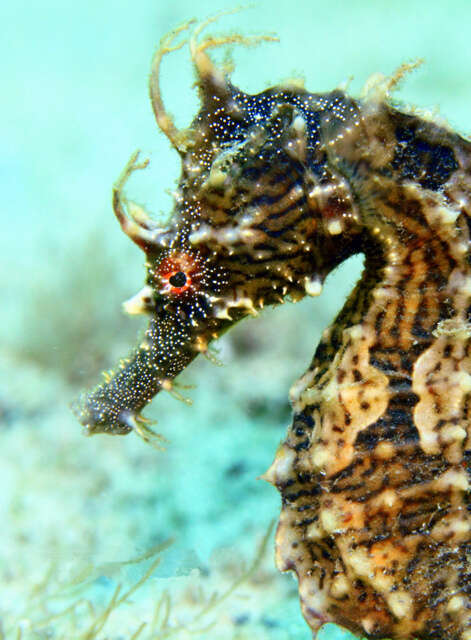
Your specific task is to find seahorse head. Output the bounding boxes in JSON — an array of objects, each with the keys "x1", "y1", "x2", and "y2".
[
  {"x1": 73, "y1": 17, "x2": 362, "y2": 437},
  {"x1": 131, "y1": 26, "x2": 364, "y2": 331}
]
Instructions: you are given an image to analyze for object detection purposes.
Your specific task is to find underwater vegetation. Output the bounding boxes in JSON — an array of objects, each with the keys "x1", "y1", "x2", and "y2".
[
  {"x1": 2, "y1": 527, "x2": 298, "y2": 639},
  {"x1": 73, "y1": 10, "x2": 471, "y2": 640}
]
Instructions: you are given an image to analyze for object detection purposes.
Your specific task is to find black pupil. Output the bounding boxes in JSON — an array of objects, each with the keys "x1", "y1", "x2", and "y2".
[{"x1": 169, "y1": 271, "x2": 187, "y2": 288}]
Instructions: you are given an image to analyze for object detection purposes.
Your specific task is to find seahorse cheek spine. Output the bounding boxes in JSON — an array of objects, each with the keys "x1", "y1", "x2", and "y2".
[{"x1": 73, "y1": 19, "x2": 471, "y2": 640}]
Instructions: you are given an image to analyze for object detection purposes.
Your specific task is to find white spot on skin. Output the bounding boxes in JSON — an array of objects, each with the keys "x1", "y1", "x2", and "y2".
[
  {"x1": 330, "y1": 575, "x2": 350, "y2": 599},
  {"x1": 292, "y1": 114, "x2": 306, "y2": 133},
  {"x1": 361, "y1": 616, "x2": 377, "y2": 635},
  {"x1": 304, "y1": 276, "x2": 323, "y2": 297},
  {"x1": 375, "y1": 441, "x2": 396, "y2": 459},
  {"x1": 289, "y1": 368, "x2": 316, "y2": 408},
  {"x1": 347, "y1": 548, "x2": 372, "y2": 579},
  {"x1": 447, "y1": 595, "x2": 465, "y2": 614},
  {"x1": 213, "y1": 306, "x2": 232, "y2": 320},
  {"x1": 327, "y1": 220, "x2": 343, "y2": 235},
  {"x1": 122, "y1": 286, "x2": 154, "y2": 315},
  {"x1": 306, "y1": 521, "x2": 324, "y2": 541},
  {"x1": 441, "y1": 424, "x2": 467, "y2": 444},
  {"x1": 387, "y1": 591, "x2": 414, "y2": 620},
  {"x1": 204, "y1": 166, "x2": 226, "y2": 188},
  {"x1": 320, "y1": 509, "x2": 340, "y2": 533},
  {"x1": 372, "y1": 489, "x2": 397, "y2": 509},
  {"x1": 308, "y1": 183, "x2": 336, "y2": 199},
  {"x1": 459, "y1": 371, "x2": 471, "y2": 393},
  {"x1": 436, "y1": 468, "x2": 469, "y2": 492},
  {"x1": 311, "y1": 445, "x2": 330, "y2": 470},
  {"x1": 262, "y1": 444, "x2": 296, "y2": 485},
  {"x1": 437, "y1": 205, "x2": 461, "y2": 226},
  {"x1": 431, "y1": 510, "x2": 471, "y2": 543}
]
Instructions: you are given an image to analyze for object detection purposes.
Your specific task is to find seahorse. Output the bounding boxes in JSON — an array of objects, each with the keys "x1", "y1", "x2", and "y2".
[{"x1": 73, "y1": 15, "x2": 471, "y2": 640}]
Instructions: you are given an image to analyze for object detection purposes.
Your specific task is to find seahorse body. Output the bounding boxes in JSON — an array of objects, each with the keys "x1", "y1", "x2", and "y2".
[{"x1": 73, "y1": 19, "x2": 471, "y2": 640}]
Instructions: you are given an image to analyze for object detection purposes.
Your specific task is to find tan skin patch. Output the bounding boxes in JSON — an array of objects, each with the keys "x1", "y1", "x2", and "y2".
[
  {"x1": 413, "y1": 322, "x2": 471, "y2": 462},
  {"x1": 298, "y1": 324, "x2": 389, "y2": 476}
]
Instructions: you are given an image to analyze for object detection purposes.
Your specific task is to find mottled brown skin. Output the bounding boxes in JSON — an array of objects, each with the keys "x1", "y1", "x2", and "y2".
[{"x1": 73, "y1": 19, "x2": 471, "y2": 640}]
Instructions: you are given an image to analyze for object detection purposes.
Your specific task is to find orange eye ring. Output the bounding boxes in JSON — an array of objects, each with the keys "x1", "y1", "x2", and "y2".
[{"x1": 157, "y1": 252, "x2": 199, "y2": 295}]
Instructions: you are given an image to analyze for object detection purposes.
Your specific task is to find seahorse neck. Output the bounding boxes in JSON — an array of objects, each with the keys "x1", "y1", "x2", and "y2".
[
  {"x1": 293, "y1": 183, "x2": 470, "y2": 423},
  {"x1": 332, "y1": 176, "x2": 471, "y2": 350}
]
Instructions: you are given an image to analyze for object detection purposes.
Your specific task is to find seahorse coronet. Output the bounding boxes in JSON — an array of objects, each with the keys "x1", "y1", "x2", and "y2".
[{"x1": 73, "y1": 15, "x2": 471, "y2": 640}]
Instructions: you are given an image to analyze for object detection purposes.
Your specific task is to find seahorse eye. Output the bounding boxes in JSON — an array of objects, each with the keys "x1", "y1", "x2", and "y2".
[
  {"x1": 157, "y1": 252, "x2": 196, "y2": 295},
  {"x1": 168, "y1": 271, "x2": 187, "y2": 288}
]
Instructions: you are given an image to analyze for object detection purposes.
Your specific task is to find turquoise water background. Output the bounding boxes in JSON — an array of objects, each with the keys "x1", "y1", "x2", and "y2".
[{"x1": 2, "y1": 1, "x2": 471, "y2": 638}]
